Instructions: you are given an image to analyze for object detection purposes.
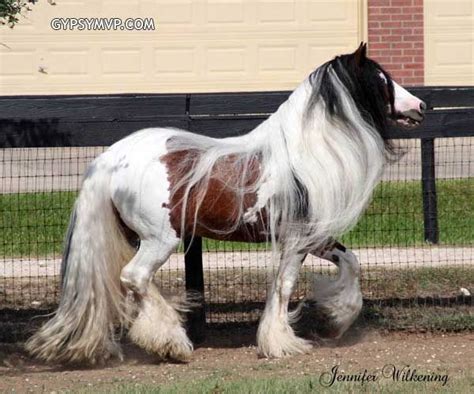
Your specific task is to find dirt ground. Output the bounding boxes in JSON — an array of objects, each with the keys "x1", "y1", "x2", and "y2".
[{"x1": 0, "y1": 329, "x2": 472, "y2": 393}]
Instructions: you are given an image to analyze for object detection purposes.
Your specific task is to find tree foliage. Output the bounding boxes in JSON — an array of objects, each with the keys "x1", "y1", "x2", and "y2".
[{"x1": 0, "y1": 0, "x2": 37, "y2": 27}]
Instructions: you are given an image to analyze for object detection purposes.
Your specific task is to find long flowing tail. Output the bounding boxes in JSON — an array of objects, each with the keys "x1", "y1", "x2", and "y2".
[{"x1": 25, "y1": 161, "x2": 135, "y2": 364}]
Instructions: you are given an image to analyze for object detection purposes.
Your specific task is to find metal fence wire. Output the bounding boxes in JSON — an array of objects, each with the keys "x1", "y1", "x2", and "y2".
[
  {"x1": 0, "y1": 87, "x2": 473, "y2": 339},
  {"x1": 0, "y1": 137, "x2": 472, "y2": 323}
]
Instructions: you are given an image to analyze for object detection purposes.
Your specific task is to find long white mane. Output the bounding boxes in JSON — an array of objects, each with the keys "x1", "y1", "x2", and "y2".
[{"x1": 167, "y1": 65, "x2": 387, "y2": 253}]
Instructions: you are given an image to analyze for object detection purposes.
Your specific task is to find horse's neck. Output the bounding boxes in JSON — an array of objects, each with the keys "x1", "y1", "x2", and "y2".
[
  {"x1": 242, "y1": 81, "x2": 307, "y2": 146},
  {"x1": 249, "y1": 77, "x2": 385, "y2": 234},
  {"x1": 238, "y1": 76, "x2": 384, "y2": 186}
]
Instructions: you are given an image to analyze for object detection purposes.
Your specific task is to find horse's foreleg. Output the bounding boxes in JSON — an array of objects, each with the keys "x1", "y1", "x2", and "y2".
[
  {"x1": 257, "y1": 251, "x2": 312, "y2": 358},
  {"x1": 120, "y1": 238, "x2": 193, "y2": 361},
  {"x1": 308, "y1": 240, "x2": 363, "y2": 339}
]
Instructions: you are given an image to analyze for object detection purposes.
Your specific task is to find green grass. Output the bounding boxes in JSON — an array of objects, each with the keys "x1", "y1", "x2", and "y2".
[
  {"x1": 341, "y1": 178, "x2": 473, "y2": 247},
  {"x1": 0, "y1": 191, "x2": 76, "y2": 257},
  {"x1": 0, "y1": 179, "x2": 472, "y2": 258},
  {"x1": 360, "y1": 267, "x2": 474, "y2": 299},
  {"x1": 362, "y1": 305, "x2": 474, "y2": 333},
  {"x1": 86, "y1": 373, "x2": 472, "y2": 394}
]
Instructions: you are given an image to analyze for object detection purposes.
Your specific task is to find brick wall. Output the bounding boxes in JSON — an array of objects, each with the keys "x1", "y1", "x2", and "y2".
[{"x1": 368, "y1": 0, "x2": 424, "y2": 86}]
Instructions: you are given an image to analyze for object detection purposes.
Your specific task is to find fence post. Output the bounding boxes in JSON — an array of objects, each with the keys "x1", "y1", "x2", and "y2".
[
  {"x1": 421, "y1": 138, "x2": 439, "y2": 244},
  {"x1": 184, "y1": 236, "x2": 206, "y2": 342}
]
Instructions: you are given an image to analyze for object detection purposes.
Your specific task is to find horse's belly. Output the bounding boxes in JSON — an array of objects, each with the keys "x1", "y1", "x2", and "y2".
[
  {"x1": 193, "y1": 213, "x2": 268, "y2": 243},
  {"x1": 166, "y1": 177, "x2": 269, "y2": 243},
  {"x1": 161, "y1": 149, "x2": 269, "y2": 243}
]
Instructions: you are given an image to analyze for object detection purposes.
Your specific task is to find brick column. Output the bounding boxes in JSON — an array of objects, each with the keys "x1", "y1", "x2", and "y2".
[{"x1": 368, "y1": 0, "x2": 424, "y2": 86}]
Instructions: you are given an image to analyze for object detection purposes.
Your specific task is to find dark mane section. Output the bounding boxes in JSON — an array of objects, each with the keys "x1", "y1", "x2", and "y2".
[
  {"x1": 332, "y1": 55, "x2": 394, "y2": 132},
  {"x1": 306, "y1": 52, "x2": 398, "y2": 156}
]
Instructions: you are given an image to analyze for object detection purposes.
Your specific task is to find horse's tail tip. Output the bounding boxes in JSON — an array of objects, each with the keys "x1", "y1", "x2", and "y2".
[
  {"x1": 25, "y1": 340, "x2": 121, "y2": 366},
  {"x1": 25, "y1": 324, "x2": 123, "y2": 366}
]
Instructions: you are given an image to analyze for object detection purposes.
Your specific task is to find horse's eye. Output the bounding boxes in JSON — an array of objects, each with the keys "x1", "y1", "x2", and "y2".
[{"x1": 378, "y1": 71, "x2": 388, "y2": 84}]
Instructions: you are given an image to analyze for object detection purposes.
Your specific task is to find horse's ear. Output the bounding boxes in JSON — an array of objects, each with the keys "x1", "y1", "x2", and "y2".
[{"x1": 353, "y1": 42, "x2": 367, "y2": 67}]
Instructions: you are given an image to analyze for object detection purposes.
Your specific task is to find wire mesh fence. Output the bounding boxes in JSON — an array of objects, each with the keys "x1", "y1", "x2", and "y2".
[{"x1": 0, "y1": 137, "x2": 472, "y2": 327}]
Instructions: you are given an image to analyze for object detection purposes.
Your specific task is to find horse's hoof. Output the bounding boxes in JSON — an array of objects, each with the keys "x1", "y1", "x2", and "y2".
[
  {"x1": 257, "y1": 336, "x2": 312, "y2": 358},
  {"x1": 166, "y1": 339, "x2": 194, "y2": 362}
]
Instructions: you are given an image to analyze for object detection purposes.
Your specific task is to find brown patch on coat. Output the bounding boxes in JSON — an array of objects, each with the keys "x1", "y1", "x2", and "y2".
[{"x1": 160, "y1": 146, "x2": 268, "y2": 243}]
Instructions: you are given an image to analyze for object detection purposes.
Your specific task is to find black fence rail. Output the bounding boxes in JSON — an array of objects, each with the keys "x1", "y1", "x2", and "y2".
[
  {"x1": 0, "y1": 87, "x2": 473, "y2": 339},
  {"x1": 1, "y1": 87, "x2": 473, "y2": 148}
]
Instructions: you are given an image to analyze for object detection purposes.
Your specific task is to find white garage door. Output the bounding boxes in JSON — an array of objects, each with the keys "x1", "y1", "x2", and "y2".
[
  {"x1": 0, "y1": 0, "x2": 366, "y2": 95},
  {"x1": 425, "y1": 0, "x2": 474, "y2": 85}
]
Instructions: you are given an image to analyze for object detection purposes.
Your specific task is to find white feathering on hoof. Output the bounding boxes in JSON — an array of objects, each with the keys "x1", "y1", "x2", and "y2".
[
  {"x1": 307, "y1": 248, "x2": 363, "y2": 339},
  {"x1": 257, "y1": 309, "x2": 312, "y2": 358},
  {"x1": 128, "y1": 283, "x2": 194, "y2": 361}
]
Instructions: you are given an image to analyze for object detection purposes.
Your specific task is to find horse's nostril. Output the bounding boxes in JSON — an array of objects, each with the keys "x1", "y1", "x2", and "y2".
[{"x1": 420, "y1": 101, "x2": 427, "y2": 112}]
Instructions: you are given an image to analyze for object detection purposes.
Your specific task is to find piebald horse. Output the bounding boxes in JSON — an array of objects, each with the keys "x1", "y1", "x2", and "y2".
[{"x1": 26, "y1": 44, "x2": 425, "y2": 364}]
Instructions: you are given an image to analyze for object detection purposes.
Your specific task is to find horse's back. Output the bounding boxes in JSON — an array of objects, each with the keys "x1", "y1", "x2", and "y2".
[{"x1": 108, "y1": 127, "x2": 183, "y2": 158}]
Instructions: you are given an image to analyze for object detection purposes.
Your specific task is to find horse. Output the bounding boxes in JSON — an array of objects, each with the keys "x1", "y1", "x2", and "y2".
[{"x1": 26, "y1": 43, "x2": 426, "y2": 364}]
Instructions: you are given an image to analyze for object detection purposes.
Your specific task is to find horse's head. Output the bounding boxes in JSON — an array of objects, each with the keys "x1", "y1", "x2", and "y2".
[
  {"x1": 349, "y1": 42, "x2": 426, "y2": 129},
  {"x1": 390, "y1": 78, "x2": 426, "y2": 128},
  {"x1": 309, "y1": 42, "x2": 426, "y2": 134}
]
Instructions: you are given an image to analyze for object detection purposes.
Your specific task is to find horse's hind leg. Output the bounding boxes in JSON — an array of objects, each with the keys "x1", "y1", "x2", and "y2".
[
  {"x1": 307, "y1": 241, "x2": 363, "y2": 339},
  {"x1": 257, "y1": 251, "x2": 312, "y2": 358},
  {"x1": 120, "y1": 237, "x2": 193, "y2": 361}
]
